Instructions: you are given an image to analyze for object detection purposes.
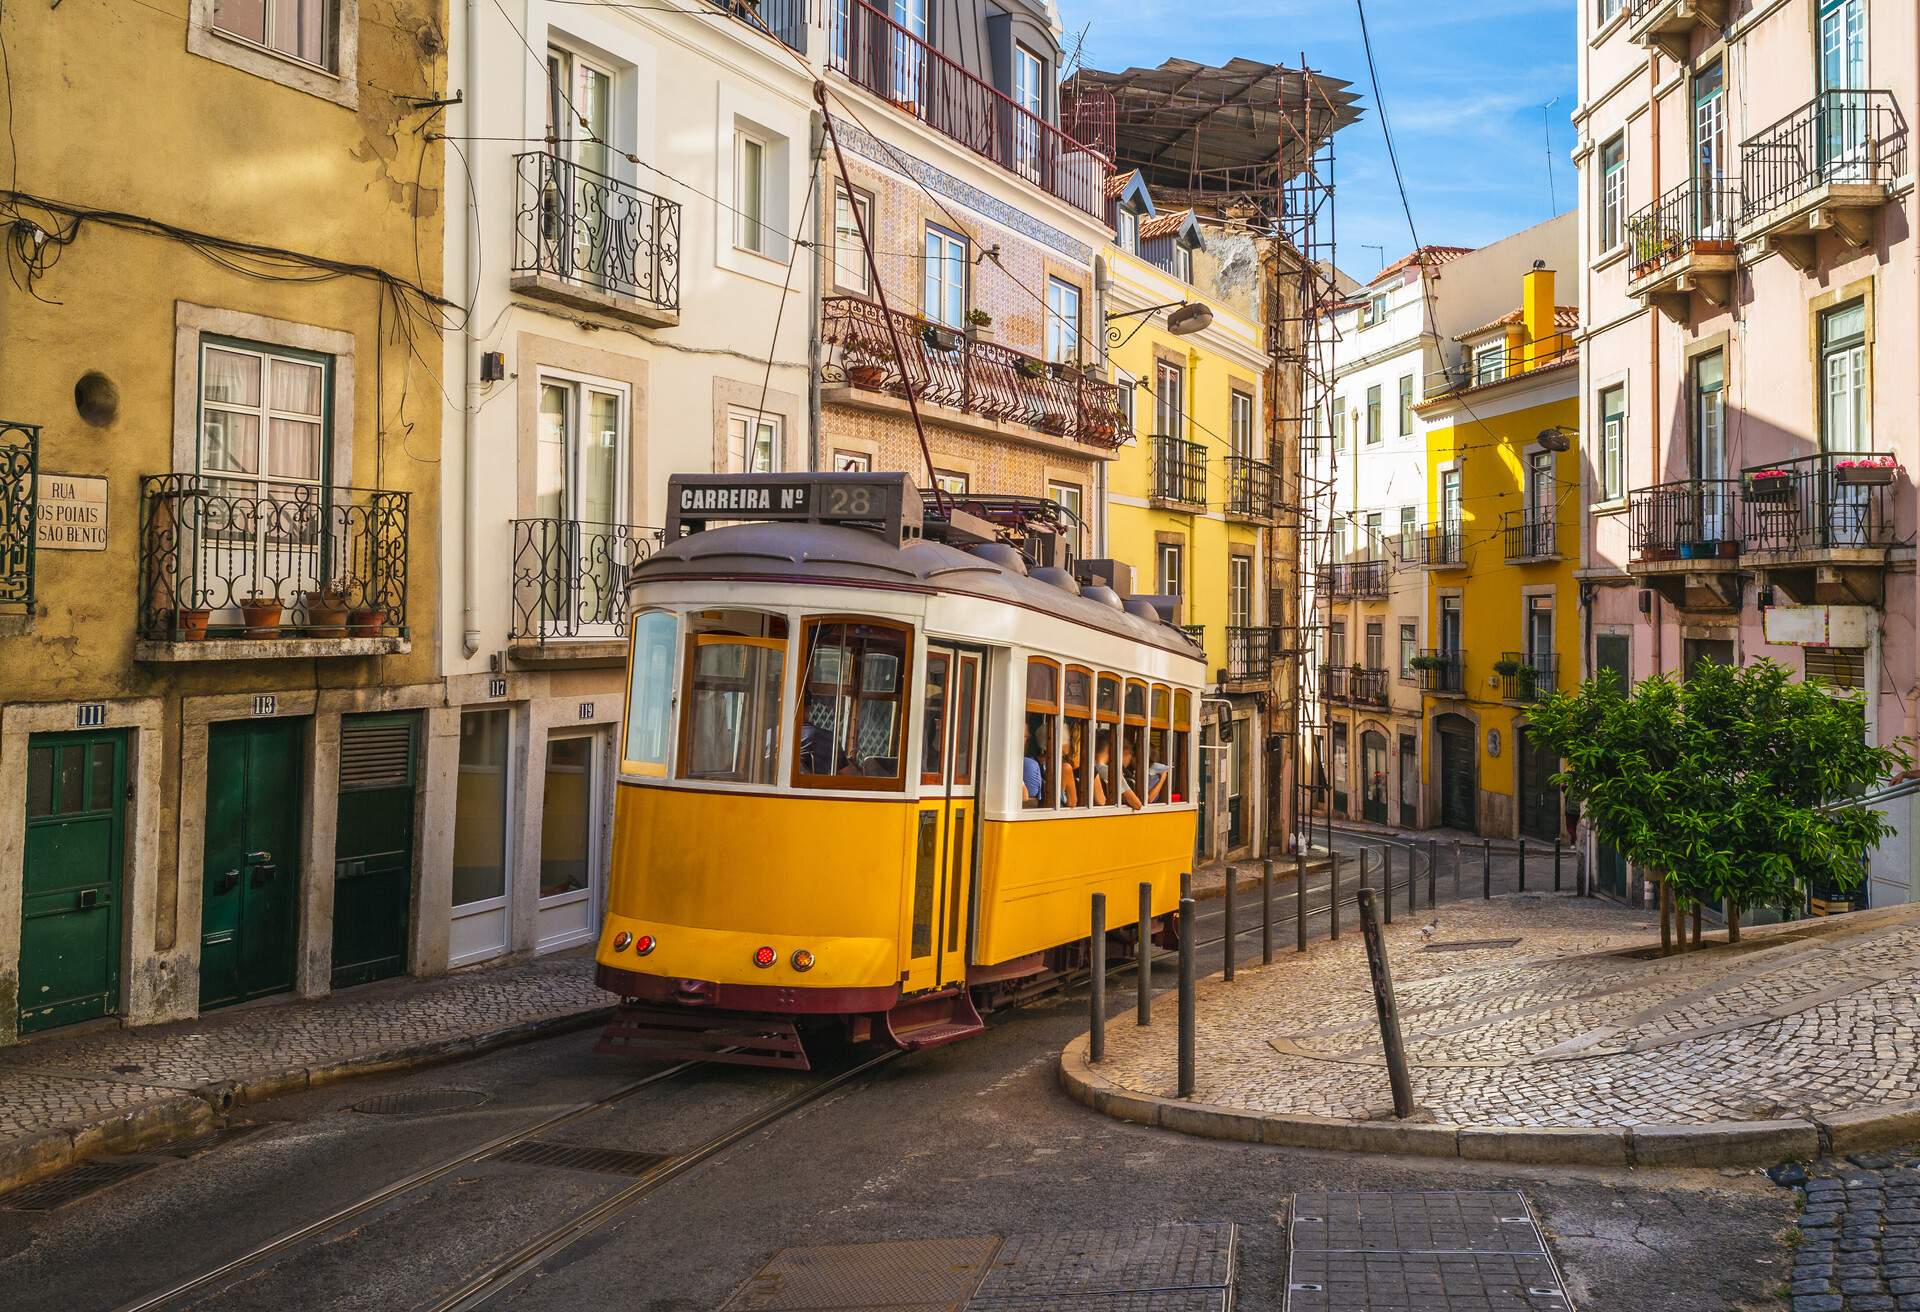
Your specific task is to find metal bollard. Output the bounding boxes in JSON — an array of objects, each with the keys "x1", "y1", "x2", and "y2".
[
  {"x1": 1178, "y1": 896, "x2": 1196, "y2": 1098},
  {"x1": 1427, "y1": 839, "x2": 1438, "y2": 909},
  {"x1": 1090, "y1": 893, "x2": 1106, "y2": 1063},
  {"x1": 1452, "y1": 842, "x2": 1461, "y2": 896},
  {"x1": 1518, "y1": 840, "x2": 1527, "y2": 892},
  {"x1": 1554, "y1": 839, "x2": 1563, "y2": 893},
  {"x1": 1483, "y1": 840, "x2": 1492, "y2": 899},
  {"x1": 1407, "y1": 844, "x2": 1416, "y2": 916},
  {"x1": 1330, "y1": 852, "x2": 1342, "y2": 941},
  {"x1": 1295, "y1": 852, "x2": 1308, "y2": 954},
  {"x1": 1137, "y1": 881, "x2": 1153, "y2": 1026},
  {"x1": 1181, "y1": 869, "x2": 1192, "y2": 902},
  {"x1": 1223, "y1": 866, "x2": 1237, "y2": 983},
  {"x1": 1356, "y1": 888, "x2": 1415, "y2": 1119},
  {"x1": 1262, "y1": 859, "x2": 1275, "y2": 965},
  {"x1": 1382, "y1": 848, "x2": 1393, "y2": 925}
]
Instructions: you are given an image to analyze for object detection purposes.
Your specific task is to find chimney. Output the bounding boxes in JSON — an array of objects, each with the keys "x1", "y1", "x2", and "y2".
[{"x1": 1522, "y1": 262, "x2": 1556, "y2": 368}]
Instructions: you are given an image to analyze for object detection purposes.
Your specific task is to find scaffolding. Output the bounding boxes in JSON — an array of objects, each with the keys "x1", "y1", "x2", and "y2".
[{"x1": 1066, "y1": 56, "x2": 1359, "y2": 853}]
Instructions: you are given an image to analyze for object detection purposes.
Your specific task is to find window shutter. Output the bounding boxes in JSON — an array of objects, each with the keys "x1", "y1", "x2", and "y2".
[
  {"x1": 1805, "y1": 647, "x2": 1866, "y2": 690},
  {"x1": 340, "y1": 719, "x2": 415, "y2": 790}
]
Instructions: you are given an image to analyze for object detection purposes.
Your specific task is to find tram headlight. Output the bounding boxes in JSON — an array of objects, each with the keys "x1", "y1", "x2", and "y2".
[
  {"x1": 752, "y1": 945, "x2": 777, "y2": 969},
  {"x1": 634, "y1": 934, "x2": 657, "y2": 956},
  {"x1": 612, "y1": 931, "x2": 633, "y2": 952},
  {"x1": 791, "y1": 949, "x2": 816, "y2": 972}
]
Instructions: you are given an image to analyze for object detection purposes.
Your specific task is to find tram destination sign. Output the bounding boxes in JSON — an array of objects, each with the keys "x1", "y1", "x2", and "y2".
[{"x1": 666, "y1": 473, "x2": 922, "y2": 545}]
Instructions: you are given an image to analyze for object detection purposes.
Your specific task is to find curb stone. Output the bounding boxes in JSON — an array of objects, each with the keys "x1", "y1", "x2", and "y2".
[{"x1": 0, "y1": 1004, "x2": 613, "y2": 1199}]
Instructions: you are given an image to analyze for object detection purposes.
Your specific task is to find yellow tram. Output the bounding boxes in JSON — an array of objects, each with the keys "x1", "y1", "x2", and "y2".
[{"x1": 594, "y1": 473, "x2": 1206, "y2": 1067}]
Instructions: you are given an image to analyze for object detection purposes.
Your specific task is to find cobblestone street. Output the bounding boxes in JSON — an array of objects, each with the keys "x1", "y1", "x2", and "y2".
[
  {"x1": 1786, "y1": 1151, "x2": 1920, "y2": 1311},
  {"x1": 1078, "y1": 891, "x2": 1920, "y2": 1138}
]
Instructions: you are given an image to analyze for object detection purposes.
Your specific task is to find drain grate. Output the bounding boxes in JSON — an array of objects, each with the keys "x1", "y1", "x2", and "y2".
[
  {"x1": 490, "y1": 1140, "x2": 670, "y2": 1176},
  {"x1": 1421, "y1": 937, "x2": 1523, "y2": 953},
  {"x1": 1, "y1": 1158, "x2": 159, "y2": 1212},
  {"x1": 722, "y1": 1235, "x2": 1000, "y2": 1310},
  {"x1": 350, "y1": 1087, "x2": 491, "y2": 1116},
  {"x1": 152, "y1": 1121, "x2": 272, "y2": 1159}
]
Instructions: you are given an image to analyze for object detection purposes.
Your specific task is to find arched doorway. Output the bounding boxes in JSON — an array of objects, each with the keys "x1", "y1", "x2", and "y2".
[
  {"x1": 1434, "y1": 712, "x2": 1476, "y2": 833},
  {"x1": 1360, "y1": 728, "x2": 1389, "y2": 824},
  {"x1": 1517, "y1": 724, "x2": 1561, "y2": 842}
]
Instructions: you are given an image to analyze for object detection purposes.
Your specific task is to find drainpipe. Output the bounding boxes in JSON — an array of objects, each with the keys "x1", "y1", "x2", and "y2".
[
  {"x1": 1646, "y1": 47, "x2": 1661, "y2": 678},
  {"x1": 808, "y1": 112, "x2": 825, "y2": 471},
  {"x1": 459, "y1": 0, "x2": 482, "y2": 658}
]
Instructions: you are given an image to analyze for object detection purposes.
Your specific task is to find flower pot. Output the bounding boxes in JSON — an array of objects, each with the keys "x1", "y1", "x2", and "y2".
[
  {"x1": 845, "y1": 363, "x2": 887, "y2": 389},
  {"x1": 1716, "y1": 539, "x2": 1740, "y2": 559},
  {"x1": 1036, "y1": 414, "x2": 1070, "y2": 436},
  {"x1": 174, "y1": 607, "x2": 211, "y2": 642},
  {"x1": 1744, "y1": 477, "x2": 1792, "y2": 501},
  {"x1": 239, "y1": 599, "x2": 282, "y2": 639},
  {"x1": 1836, "y1": 465, "x2": 1896, "y2": 486},
  {"x1": 304, "y1": 598, "x2": 350, "y2": 637},
  {"x1": 348, "y1": 607, "x2": 386, "y2": 638},
  {"x1": 1678, "y1": 542, "x2": 1700, "y2": 559}
]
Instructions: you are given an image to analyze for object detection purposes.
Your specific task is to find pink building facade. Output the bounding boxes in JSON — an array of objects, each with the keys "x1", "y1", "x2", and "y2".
[{"x1": 1575, "y1": 0, "x2": 1919, "y2": 904}]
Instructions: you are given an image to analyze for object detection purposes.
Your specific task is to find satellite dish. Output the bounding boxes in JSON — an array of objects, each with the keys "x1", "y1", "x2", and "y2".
[{"x1": 1536, "y1": 426, "x2": 1571, "y2": 453}]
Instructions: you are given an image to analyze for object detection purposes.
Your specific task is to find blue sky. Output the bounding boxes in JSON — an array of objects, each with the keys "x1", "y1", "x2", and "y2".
[{"x1": 1056, "y1": 0, "x2": 1578, "y2": 278}]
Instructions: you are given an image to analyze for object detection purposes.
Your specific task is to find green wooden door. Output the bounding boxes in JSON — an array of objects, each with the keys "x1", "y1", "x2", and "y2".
[
  {"x1": 331, "y1": 714, "x2": 417, "y2": 989},
  {"x1": 201, "y1": 719, "x2": 302, "y2": 1010},
  {"x1": 20, "y1": 731, "x2": 126, "y2": 1033}
]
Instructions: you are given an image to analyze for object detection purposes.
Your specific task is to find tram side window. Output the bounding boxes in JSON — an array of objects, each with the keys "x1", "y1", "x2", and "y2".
[
  {"x1": 1094, "y1": 672, "x2": 1123, "y2": 808},
  {"x1": 1173, "y1": 690, "x2": 1193, "y2": 805},
  {"x1": 624, "y1": 609, "x2": 678, "y2": 776},
  {"x1": 679, "y1": 635, "x2": 785, "y2": 784},
  {"x1": 1148, "y1": 684, "x2": 1173, "y2": 806},
  {"x1": 1063, "y1": 666, "x2": 1093, "y2": 809},
  {"x1": 1023, "y1": 658, "x2": 1059, "y2": 808},
  {"x1": 794, "y1": 620, "x2": 910, "y2": 788},
  {"x1": 1122, "y1": 680, "x2": 1149, "y2": 811}
]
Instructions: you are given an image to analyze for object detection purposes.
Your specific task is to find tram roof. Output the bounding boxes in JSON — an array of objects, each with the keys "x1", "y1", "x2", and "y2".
[{"x1": 633, "y1": 521, "x2": 1208, "y2": 665}]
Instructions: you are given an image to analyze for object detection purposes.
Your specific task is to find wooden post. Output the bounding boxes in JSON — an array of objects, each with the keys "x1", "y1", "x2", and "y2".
[
  {"x1": 1660, "y1": 879, "x2": 1672, "y2": 955},
  {"x1": 1357, "y1": 888, "x2": 1415, "y2": 1119},
  {"x1": 1728, "y1": 898, "x2": 1741, "y2": 944}
]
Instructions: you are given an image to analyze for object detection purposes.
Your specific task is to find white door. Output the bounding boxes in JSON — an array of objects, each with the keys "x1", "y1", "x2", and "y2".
[
  {"x1": 535, "y1": 375, "x2": 628, "y2": 634},
  {"x1": 537, "y1": 729, "x2": 607, "y2": 952},
  {"x1": 1819, "y1": 0, "x2": 1868, "y2": 180},
  {"x1": 889, "y1": 0, "x2": 926, "y2": 107},
  {"x1": 451, "y1": 707, "x2": 512, "y2": 964}
]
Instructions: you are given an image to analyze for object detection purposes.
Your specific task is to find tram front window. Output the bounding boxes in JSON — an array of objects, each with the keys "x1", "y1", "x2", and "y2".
[
  {"x1": 680, "y1": 636, "x2": 785, "y2": 784},
  {"x1": 624, "y1": 609, "x2": 678, "y2": 776},
  {"x1": 795, "y1": 620, "x2": 910, "y2": 787}
]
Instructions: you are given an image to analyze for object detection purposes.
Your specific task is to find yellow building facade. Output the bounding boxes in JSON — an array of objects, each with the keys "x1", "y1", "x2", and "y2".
[
  {"x1": 1418, "y1": 268, "x2": 1580, "y2": 841},
  {"x1": 1104, "y1": 183, "x2": 1276, "y2": 861},
  {"x1": 0, "y1": 0, "x2": 447, "y2": 1041}
]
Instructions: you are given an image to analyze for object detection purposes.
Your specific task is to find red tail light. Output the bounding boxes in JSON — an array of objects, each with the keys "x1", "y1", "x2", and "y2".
[
  {"x1": 634, "y1": 934, "x2": 657, "y2": 956},
  {"x1": 752, "y1": 945, "x2": 777, "y2": 968}
]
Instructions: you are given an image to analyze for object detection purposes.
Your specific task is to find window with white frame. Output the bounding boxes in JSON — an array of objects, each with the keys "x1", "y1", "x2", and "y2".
[
  {"x1": 1154, "y1": 360, "x2": 1184, "y2": 439},
  {"x1": 1013, "y1": 45, "x2": 1045, "y2": 179},
  {"x1": 1113, "y1": 369, "x2": 1136, "y2": 431},
  {"x1": 1599, "y1": 384, "x2": 1626, "y2": 501},
  {"x1": 933, "y1": 469, "x2": 970, "y2": 496},
  {"x1": 1173, "y1": 244, "x2": 1193, "y2": 284},
  {"x1": 924, "y1": 223, "x2": 968, "y2": 328},
  {"x1": 726, "y1": 409, "x2": 782, "y2": 472},
  {"x1": 1597, "y1": 0, "x2": 1621, "y2": 22},
  {"x1": 1821, "y1": 299, "x2": 1868, "y2": 452},
  {"x1": 536, "y1": 373, "x2": 628, "y2": 529},
  {"x1": 1157, "y1": 541, "x2": 1183, "y2": 599},
  {"x1": 213, "y1": 0, "x2": 337, "y2": 70},
  {"x1": 1047, "y1": 277, "x2": 1082, "y2": 365},
  {"x1": 1228, "y1": 555, "x2": 1252, "y2": 628},
  {"x1": 1398, "y1": 505, "x2": 1415, "y2": 559},
  {"x1": 1398, "y1": 621, "x2": 1416, "y2": 677},
  {"x1": 1365, "y1": 384, "x2": 1382, "y2": 445},
  {"x1": 1330, "y1": 394, "x2": 1346, "y2": 451},
  {"x1": 1116, "y1": 207, "x2": 1139, "y2": 253},
  {"x1": 1599, "y1": 135, "x2": 1626, "y2": 252},
  {"x1": 832, "y1": 449, "x2": 872, "y2": 472},
  {"x1": 832, "y1": 185, "x2": 872, "y2": 294},
  {"x1": 1397, "y1": 374, "x2": 1414, "y2": 436},
  {"x1": 735, "y1": 131, "x2": 770, "y2": 255},
  {"x1": 1047, "y1": 479, "x2": 1084, "y2": 531},
  {"x1": 1473, "y1": 341, "x2": 1506, "y2": 384},
  {"x1": 200, "y1": 338, "x2": 330, "y2": 492},
  {"x1": 1230, "y1": 388, "x2": 1254, "y2": 459}
]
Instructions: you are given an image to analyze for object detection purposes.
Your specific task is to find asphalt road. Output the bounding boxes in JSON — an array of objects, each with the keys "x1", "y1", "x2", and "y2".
[{"x1": 0, "y1": 839, "x2": 1794, "y2": 1311}]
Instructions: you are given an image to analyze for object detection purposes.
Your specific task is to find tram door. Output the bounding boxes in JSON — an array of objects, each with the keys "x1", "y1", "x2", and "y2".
[{"x1": 909, "y1": 645, "x2": 981, "y2": 992}]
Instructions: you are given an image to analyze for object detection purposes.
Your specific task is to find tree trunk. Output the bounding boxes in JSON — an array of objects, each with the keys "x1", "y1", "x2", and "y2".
[
  {"x1": 1727, "y1": 900, "x2": 1741, "y2": 944},
  {"x1": 1691, "y1": 903, "x2": 1702, "y2": 947},
  {"x1": 1659, "y1": 880, "x2": 1672, "y2": 955}
]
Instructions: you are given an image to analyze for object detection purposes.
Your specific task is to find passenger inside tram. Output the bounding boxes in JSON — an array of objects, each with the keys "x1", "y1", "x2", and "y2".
[
  {"x1": 1022, "y1": 715, "x2": 1053, "y2": 806},
  {"x1": 1059, "y1": 723, "x2": 1083, "y2": 808},
  {"x1": 1095, "y1": 732, "x2": 1141, "y2": 810}
]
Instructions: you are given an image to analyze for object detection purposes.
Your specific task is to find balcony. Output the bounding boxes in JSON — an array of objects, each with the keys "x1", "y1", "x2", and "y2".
[
  {"x1": 1226, "y1": 626, "x2": 1271, "y2": 682},
  {"x1": 827, "y1": 0, "x2": 1111, "y2": 218},
  {"x1": 1348, "y1": 666, "x2": 1389, "y2": 708},
  {"x1": 1, "y1": 421, "x2": 37, "y2": 615},
  {"x1": 822, "y1": 297, "x2": 1128, "y2": 452},
  {"x1": 1225, "y1": 456, "x2": 1278, "y2": 521},
  {"x1": 1502, "y1": 509, "x2": 1559, "y2": 563},
  {"x1": 1151, "y1": 436, "x2": 1208, "y2": 510},
  {"x1": 1316, "y1": 559, "x2": 1388, "y2": 600},
  {"x1": 1412, "y1": 524, "x2": 1465, "y2": 570},
  {"x1": 512, "y1": 152, "x2": 681, "y2": 327},
  {"x1": 706, "y1": 0, "x2": 806, "y2": 52},
  {"x1": 137, "y1": 474, "x2": 409, "y2": 659},
  {"x1": 1498, "y1": 652, "x2": 1557, "y2": 704},
  {"x1": 1414, "y1": 649, "x2": 1466, "y2": 697},
  {"x1": 1626, "y1": 0, "x2": 1727, "y2": 62},
  {"x1": 1317, "y1": 662, "x2": 1348, "y2": 702},
  {"x1": 509, "y1": 518, "x2": 661, "y2": 662},
  {"x1": 1625, "y1": 178, "x2": 1740, "y2": 321},
  {"x1": 1626, "y1": 478, "x2": 1744, "y2": 612},
  {"x1": 1738, "y1": 92, "x2": 1908, "y2": 270},
  {"x1": 1740, "y1": 452, "x2": 1898, "y2": 605}
]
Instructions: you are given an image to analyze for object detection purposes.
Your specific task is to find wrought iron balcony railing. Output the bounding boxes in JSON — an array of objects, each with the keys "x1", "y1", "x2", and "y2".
[
  {"x1": 1225, "y1": 455, "x2": 1277, "y2": 520},
  {"x1": 1180, "y1": 623, "x2": 1206, "y2": 648},
  {"x1": 513, "y1": 151, "x2": 681, "y2": 314},
  {"x1": 1627, "y1": 478, "x2": 1742, "y2": 563},
  {"x1": 1502, "y1": 509, "x2": 1558, "y2": 561},
  {"x1": 1227, "y1": 626, "x2": 1272, "y2": 680},
  {"x1": 706, "y1": 0, "x2": 807, "y2": 52},
  {"x1": 510, "y1": 518, "x2": 661, "y2": 644},
  {"x1": 1, "y1": 421, "x2": 37, "y2": 613},
  {"x1": 1499, "y1": 652, "x2": 1557, "y2": 704},
  {"x1": 1741, "y1": 452, "x2": 1898, "y2": 555},
  {"x1": 1316, "y1": 559, "x2": 1388, "y2": 599},
  {"x1": 1414, "y1": 523, "x2": 1464, "y2": 567},
  {"x1": 1415, "y1": 648, "x2": 1466, "y2": 695},
  {"x1": 1741, "y1": 91, "x2": 1907, "y2": 219},
  {"x1": 1349, "y1": 666, "x2": 1389, "y2": 707},
  {"x1": 1626, "y1": 176, "x2": 1741, "y2": 282},
  {"x1": 1152, "y1": 436, "x2": 1208, "y2": 507},
  {"x1": 138, "y1": 474, "x2": 409, "y2": 642},
  {"x1": 822, "y1": 297, "x2": 1128, "y2": 448},
  {"x1": 1317, "y1": 662, "x2": 1349, "y2": 702},
  {"x1": 827, "y1": 0, "x2": 1110, "y2": 217}
]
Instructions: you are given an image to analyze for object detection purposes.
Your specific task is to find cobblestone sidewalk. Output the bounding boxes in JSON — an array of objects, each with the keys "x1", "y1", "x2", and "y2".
[
  {"x1": 1783, "y1": 1151, "x2": 1920, "y2": 1311},
  {"x1": 1075, "y1": 892, "x2": 1920, "y2": 1148},
  {"x1": 0, "y1": 953, "x2": 607, "y2": 1192}
]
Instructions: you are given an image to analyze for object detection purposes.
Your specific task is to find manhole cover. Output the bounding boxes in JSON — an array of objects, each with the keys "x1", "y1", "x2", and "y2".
[
  {"x1": 349, "y1": 1088, "x2": 490, "y2": 1116},
  {"x1": 1, "y1": 1158, "x2": 159, "y2": 1212},
  {"x1": 1421, "y1": 937, "x2": 1522, "y2": 953},
  {"x1": 491, "y1": 1141, "x2": 669, "y2": 1176}
]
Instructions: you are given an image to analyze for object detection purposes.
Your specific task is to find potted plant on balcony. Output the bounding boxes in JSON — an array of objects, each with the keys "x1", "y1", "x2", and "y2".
[
  {"x1": 1493, "y1": 656, "x2": 1522, "y2": 677},
  {"x1": 1744, "y1": 467, "x2": 1794, "y2": 501},
  {"x1": 349, "y1": 605, "x2": 386, "y2": 637},
  {"x1": 964, "y1": 308, "x2": 994, "y2": 342},
  {"x1": 239, "y1": 590, "x2": 283, "y2": 639},
  {"x1": 920, "y1": 321, "x2": 962, "y2": 353},
  {"x1": 302, "y1": 585, "x2": 351, "y2": 637},
  {"x1": 1409, "y1": 653, "x2": 1442, "y2": 673},
  {"x1": 172, "y1": 602, "x2": 211, "y2": 642},
  {"x1": 840, "y1": 341, "x2": 889, "y2": 390},
  {"x1": 1014, "y1": 356, "x2": 1046, "y2": 381},
  {"x1": 1835, "y1": 454, "x2": 1898, "y2": 486}
]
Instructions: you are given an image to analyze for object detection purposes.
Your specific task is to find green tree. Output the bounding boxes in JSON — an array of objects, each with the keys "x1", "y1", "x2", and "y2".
[{"x1": 1528, "y1": 658, "x2": 1907, "y2": 948}]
